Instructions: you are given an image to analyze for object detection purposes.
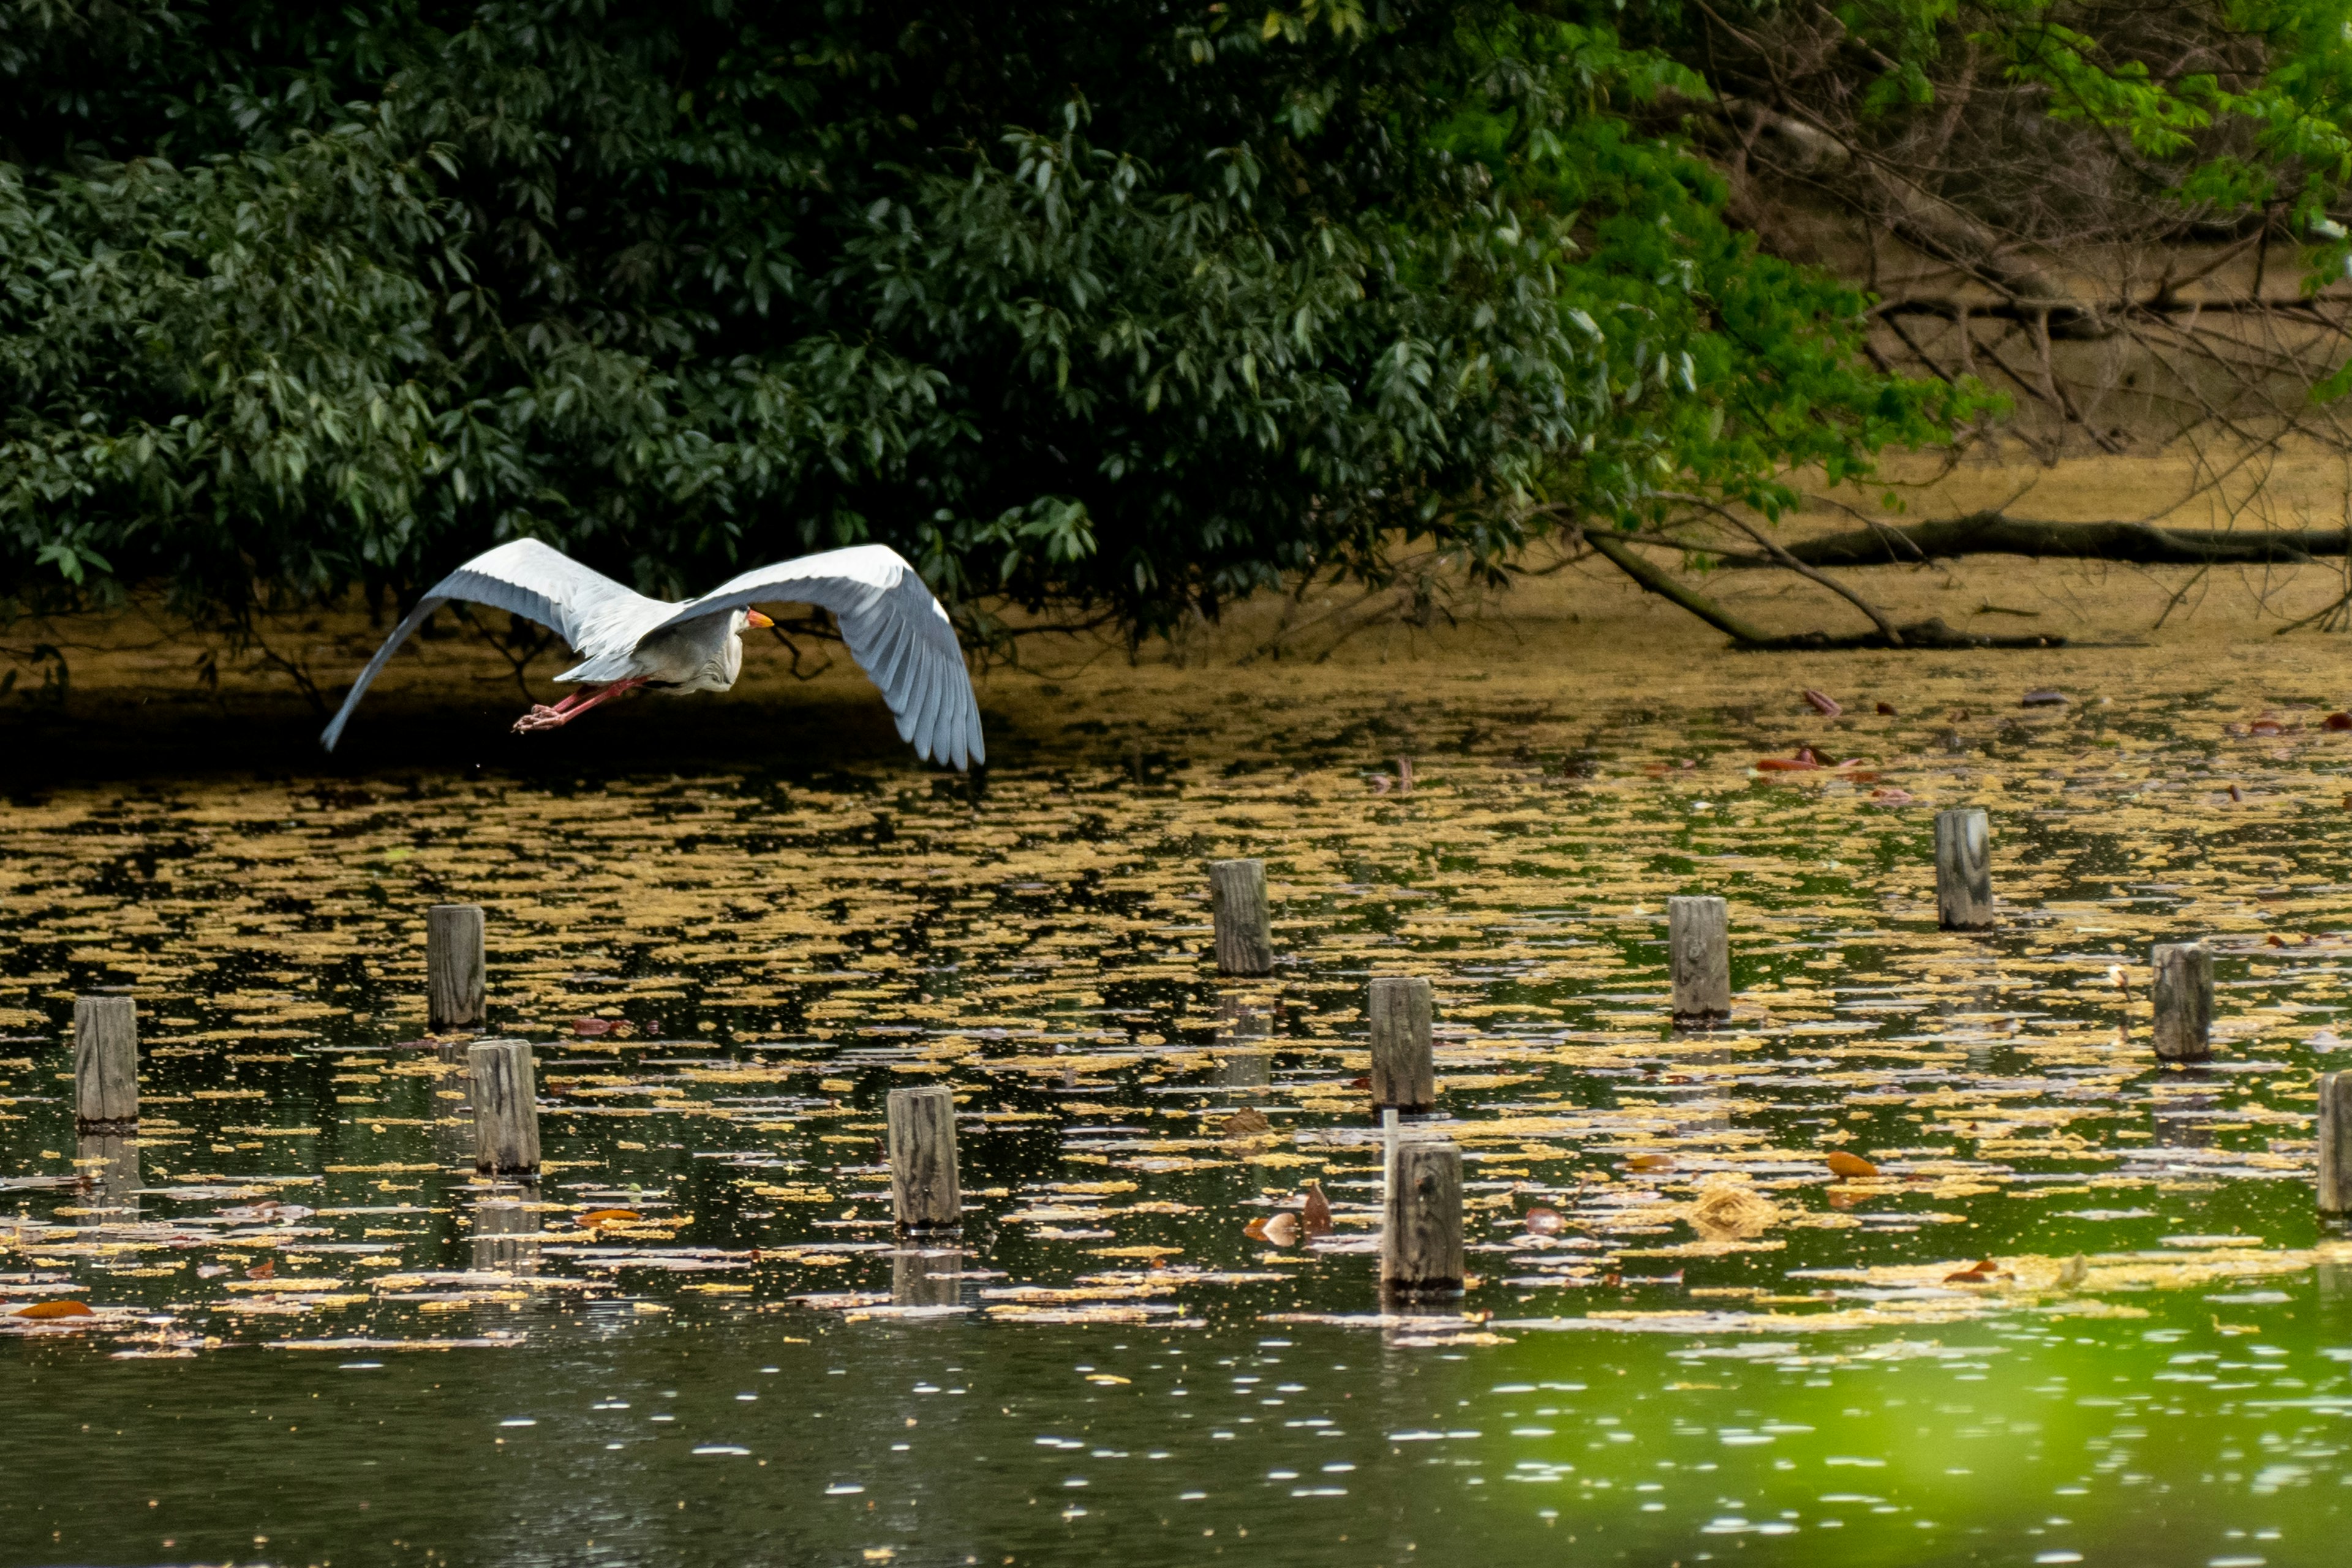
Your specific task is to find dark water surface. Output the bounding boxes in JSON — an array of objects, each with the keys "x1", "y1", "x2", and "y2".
[{"x1": 4, "y1": 682, "x2": 2350, "y2": 1566}]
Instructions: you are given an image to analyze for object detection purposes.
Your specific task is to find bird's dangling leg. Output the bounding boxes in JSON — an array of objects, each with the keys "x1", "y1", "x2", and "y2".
[{"x1": 512, "y1": 677, "x2": 647, "y2": 734}]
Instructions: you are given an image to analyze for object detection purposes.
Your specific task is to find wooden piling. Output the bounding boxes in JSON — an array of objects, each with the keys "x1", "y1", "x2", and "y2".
[
  {"x1": 2321, "y1": 1071, "x2": 2352, "y2": 1216},
  {"x1": 887, "y1": 1084, "x2": 962, "y2": 1232},
  {"x1": 428, "y1": 904, "x2": 486, "y2": 1031},
  {"x1": 1381, "y1": 1138, "x2": 1464, "y2": 1300},
  {"x1": 72, "y1": 996, "x2": 138, "y2": 1132},
  {"x1": 1667, "y1": 895, "x2": 1732, "y2": 1025},
  {"x1": 2151, "y1": 942, "x2": 2214, "y2": 1065},
  {"x1": 467, "y1": 1039, "x2": 540, "y2": 1175},
  {"x1": 1934, "y1": 808, "x2": 1994, "y2": 930},
  {"x1": 1208, "y1": 859, "x2": 1274, "y2": 975},
  {"x1": 1368, "y1": 976, "x2": 1436, "y2": 1117}
]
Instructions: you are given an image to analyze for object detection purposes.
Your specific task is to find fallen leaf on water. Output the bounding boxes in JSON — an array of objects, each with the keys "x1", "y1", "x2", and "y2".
[
  {"x1": 1755, "y1": 757, "x2": 1819, "y2": 773},
  {"x1": 572, "y1": 1017, "x2": 615, "y2": 1037},
  {"x1": 1218, "y1": 1107, "x2": 1273, "y2": 1139},
  {"x1": 580, "y1": 1208, "x2": 643, "y2": 1229},
  {"x1": 1869, "y1": 787, "x2": 1914, "y2": 804},
  {"x1": 2022, "y1": 689, "x2": 2066, "y2": 706},
  {"x1": 1875, "y1": 701, "x2": 1898, "y2": 715},
  {"x1": 197, "y1": 1264, "x2": 227, "y2": 1279},
  {"x1": 2329, "y1": 711, "x2": 2352, "y2": 731},
  {"x1": 1803, "y1": 688, "x2": 1842, "y2": 717},
  {"x1": 1301, "y1": 1182, "x2": 1333, "y2": 1237},
  {"x1": 1245, "y1": 1212, "x2": 1300, "y2": 1247},
  {"x1": 246, "y1": 1261, "x2": 276, "y2": 1281},
  {"x1": 1825, "y1": 1151, "x2": 1879, "y2": 1180},
  {"x1": 2250, "y1": 717, "x2": 2285, "y2": 736},
  {"x1": 1942, "y1": 1257, "x2": 2000, "y2": 1284},
  {"x1": 13, "y1": 1300, "x2": 93, "y2": 1319},
  {"x1": 1523, "y1": 1207, "x2": 1565, "y2": 1235},
  {"x1": 1688, "y1": 1182, "x2": 1781, "y2": 1241},
  {"x1": 1624, "y1": 1153, "x2": 1675, "y2": 1172}
]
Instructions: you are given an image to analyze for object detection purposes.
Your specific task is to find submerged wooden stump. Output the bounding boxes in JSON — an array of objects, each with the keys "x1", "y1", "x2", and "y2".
[
  {"x1": 72, "y1": 996, "x2": 138, "y2": 1133},
  {"x1": 1667, "y1": 895, "x2": 1731, "y2": 1025},
  {"x1": 467, "y1": 1039, "x2": 540, "y2": 1175},
  {"x1": 2151, "y1": 943, "x2": 2214, "y2": 1065},
  {"x1": 1935, "y1": 809, "x2": 1994, "y2": 930},
  {"x1": 1368, "y1": 976, "x2": 1436, "y2": 1117},
  {"x1": 888, "y1": 1084, "x2": 963, "y2": 1232},
  {"x1": 428, "y1": 904, "x2": 486, "y2": 1031},
  {"x1": 1382, "y1": 1139, "x2": 1464, "y2": 1300},
  {"x1": 1208, "y1": 859, "x2": 1274, "y2": 974}
]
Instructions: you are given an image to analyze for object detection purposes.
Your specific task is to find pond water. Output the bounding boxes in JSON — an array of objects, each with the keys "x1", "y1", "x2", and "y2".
[{"x1": 4, "y1": 665, "x2": 2350, "y2": 1567}]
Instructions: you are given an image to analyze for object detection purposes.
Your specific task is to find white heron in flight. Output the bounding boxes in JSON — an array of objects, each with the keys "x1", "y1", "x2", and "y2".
[{"x1": 319, "y1": 540, "x2": 984, "y2": 769}]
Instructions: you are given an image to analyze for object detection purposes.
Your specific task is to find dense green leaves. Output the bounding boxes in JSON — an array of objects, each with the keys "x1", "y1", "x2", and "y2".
[{"x1": 0, "y1": 2, "x2": 2020, "y2": 636}]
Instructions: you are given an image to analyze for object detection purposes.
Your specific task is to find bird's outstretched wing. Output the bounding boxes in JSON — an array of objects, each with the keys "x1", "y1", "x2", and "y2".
[
  {"x1": 640, "y1": 544, "x2": 985, "y2": 770},
  {"x1": 319, "y1": 540, "x2": 663, "y2": 752}
]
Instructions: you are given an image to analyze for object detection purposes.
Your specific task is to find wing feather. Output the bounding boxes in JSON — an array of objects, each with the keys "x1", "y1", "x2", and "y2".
[
  {"x1": 646, "y1": 545, "x2": 985, "y2": 769},
  {"x1": 907, "y1": 652, "x2": 943, "y2": 761},
  {"x1": 319, "y1": 540, "x2": 663, "y2": 752}
]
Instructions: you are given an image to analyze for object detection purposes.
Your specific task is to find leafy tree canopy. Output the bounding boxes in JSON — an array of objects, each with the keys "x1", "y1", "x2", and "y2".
[{"x1": 12, "y1": 1, "x2": 2307, "y2": 643}]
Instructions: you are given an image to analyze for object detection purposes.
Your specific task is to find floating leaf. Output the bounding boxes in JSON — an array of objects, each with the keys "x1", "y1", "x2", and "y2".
[
  {"x1": 1803, "y1": 688, "x2": 1842, "y2": 717},
  {"x1": 581, "y1": 1208, "x2": 643, "y2": 1229},
  {"x1": 1218, "y1": 1107, "x2": 1273, "y2": 1139},
  {"x1": 1301, "y1": 1182, "x2": 1332, "y2": 1237},
  {"x1": 13, "y1": 1300, "x2": 93, "y2": 1319},
  {"x1": 1825, "y1": 1152, "x2": 1879, "y2": 1180}
]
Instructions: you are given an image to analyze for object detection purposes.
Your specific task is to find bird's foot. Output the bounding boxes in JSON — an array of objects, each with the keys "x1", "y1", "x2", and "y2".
[{"x1": 511, "y1": 704, "x2": 573, "y2": 734}]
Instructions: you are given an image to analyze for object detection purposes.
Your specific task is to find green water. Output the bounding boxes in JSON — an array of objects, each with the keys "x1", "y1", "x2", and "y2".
[{"x1": 4, "y1": 686, "x2": 2351, "y2": 1566}]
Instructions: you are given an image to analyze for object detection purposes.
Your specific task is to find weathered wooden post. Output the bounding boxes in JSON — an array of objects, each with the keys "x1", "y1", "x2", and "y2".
[
  {"x1": 2152, "y1": 942, "x2": 2214, "y2": 1065},
  {"x1": 1381, "y1": 1138, "x2": 1464, "y2": 1300},
  {"x1": 428, "y1": 904, "x2": 486, "y2": 1031},
  {"x1": 1935, "y1": 808, "x2": 1994, "y2": 930},
  {"x1": 1667, "y1": 895, "x2": 1731, "y2": 1025},
  {"x1": 72, "y1": 996, "x2": 138, "y2": 1133},
  {"x1": 888, "y1": 1084, "x2": 962, "y2": 1232},
  {"x1": 1208, "y1": 859, "x2": 1274, "y2": 975},
  {"x1": 2320, "y1": 1071, "x2": 2352, "y2": 1216},
  {"x1": 467, "y1": 1039, "x2": 540, "y2": 1175},
  {"x1": 1368, "y1": 976, "x2": 1436, "y2": 1117}
]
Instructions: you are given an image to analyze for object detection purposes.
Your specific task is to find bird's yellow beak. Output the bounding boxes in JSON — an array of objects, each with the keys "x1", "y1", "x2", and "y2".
[{"x1": 743, "y1": 609, "x2": 775, "y2": 628}]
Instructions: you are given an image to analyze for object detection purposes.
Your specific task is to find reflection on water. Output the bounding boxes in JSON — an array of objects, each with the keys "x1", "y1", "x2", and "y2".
[
  {"x1": 72, "y1": 1133, "x2": 138, "y2": 1217},
  {"x1": 4, "y1": 671, "x2": 2352, "y2": 1564},
  {"x1": 889, "y1": 1246, "x2": 965, "y2": 1308},
  {"x1": 471, "y1": 1186, "x2": 543, "y2": 1275}
]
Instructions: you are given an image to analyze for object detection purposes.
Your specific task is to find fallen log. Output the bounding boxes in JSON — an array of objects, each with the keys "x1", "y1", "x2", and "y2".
[
  {"x1": 1581, "y1": 530, "x2": 2060, "y2": 650},
  {"x1": 1735, "y1": 511, "x2": 2352, "y2": 569}
]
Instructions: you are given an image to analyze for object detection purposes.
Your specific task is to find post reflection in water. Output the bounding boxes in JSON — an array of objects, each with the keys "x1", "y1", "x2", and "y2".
[
  {"x1": 72, "y1": 1133, "x2": 139, "y2": 1218},
  {"x1": 1212, "y1": 992, "x2": 1275, "y2": 1097},
  {"x1": 890, "y1": 1246, "x2": 967, "y2": 1309},
  {"x1": 471, "y1": 1185, "x2": 543, "y2": 1275}
]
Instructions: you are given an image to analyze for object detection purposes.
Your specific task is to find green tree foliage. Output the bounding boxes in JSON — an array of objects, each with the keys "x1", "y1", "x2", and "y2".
[{"x1": 3, "y1": 1, "x2": 2015, "y2": 637}]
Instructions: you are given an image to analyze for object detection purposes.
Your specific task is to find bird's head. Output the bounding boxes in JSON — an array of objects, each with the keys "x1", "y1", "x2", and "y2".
[{"x1": 737, "y1": 608, "x2": 775, "y2": 633}]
